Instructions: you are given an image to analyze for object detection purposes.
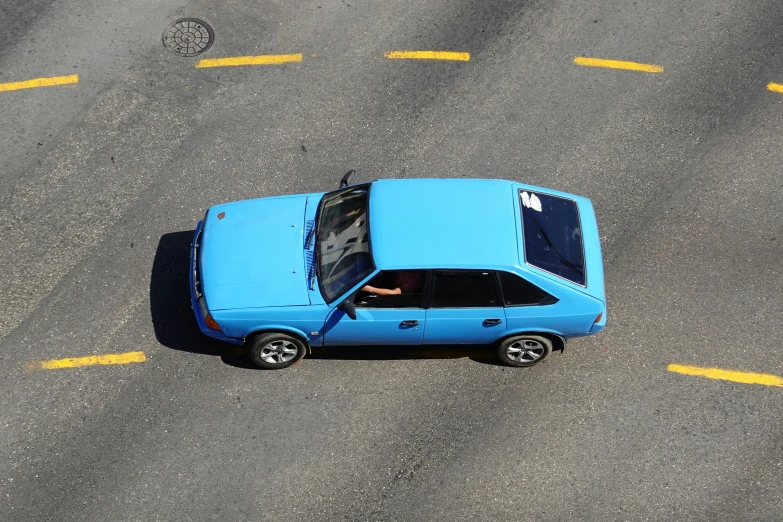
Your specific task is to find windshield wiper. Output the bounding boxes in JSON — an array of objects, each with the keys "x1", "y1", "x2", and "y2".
[
  {"x1": 308, "y1": 199, "x2": 324, "y2": 290},
  {"x1": 306, "y1": 215, "x2": 318, "y2": 250}
]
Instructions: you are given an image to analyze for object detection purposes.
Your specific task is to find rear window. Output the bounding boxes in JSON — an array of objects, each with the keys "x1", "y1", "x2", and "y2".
[{"x1": 519, "y1": 190, "x2": 585, "y2": 286}]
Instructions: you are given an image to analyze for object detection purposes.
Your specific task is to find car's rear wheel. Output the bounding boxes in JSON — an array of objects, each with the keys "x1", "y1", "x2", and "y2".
[
  {"x1": 248, "y1": 332, "x2": 306, "y2": 370},
  {"x1": 497, "y1": 335, "x2": 552, "y2": 367}
]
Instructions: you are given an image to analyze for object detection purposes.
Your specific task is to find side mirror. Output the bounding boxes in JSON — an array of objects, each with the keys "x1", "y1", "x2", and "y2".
[
  {"x1": 338, "y1": 298, "x2": 357, "y2": 320},
  {"x1": 339, "y1": 169, "x2": 355, "y2": 188}
]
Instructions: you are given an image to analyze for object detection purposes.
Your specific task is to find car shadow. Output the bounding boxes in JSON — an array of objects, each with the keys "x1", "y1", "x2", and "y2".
[
  {"x1": 150, "y1": 231, "x2": 514, "y2": 370},
  {"x1": 150, "y1": 232, "x2": 217, "y2": 350},
  {"x1": 307, "y1": 345, "x2": 501, "y2": 366}
]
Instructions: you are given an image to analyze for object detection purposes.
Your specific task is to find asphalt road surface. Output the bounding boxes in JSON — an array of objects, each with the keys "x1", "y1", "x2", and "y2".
[{"x1": 1, "y1": 0, "x2": 782, "y2": 520}]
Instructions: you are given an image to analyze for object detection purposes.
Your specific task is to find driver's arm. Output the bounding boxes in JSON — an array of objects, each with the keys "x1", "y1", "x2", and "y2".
[{"x1": 361, "y1": 285, "x2": 402, "y2": 296}]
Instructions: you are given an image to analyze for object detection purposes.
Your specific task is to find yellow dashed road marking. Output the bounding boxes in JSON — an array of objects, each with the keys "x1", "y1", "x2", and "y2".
[
  {"x1": 768, "y1": 82, "x2": 783, "y2": 93},
  {"x1": 574, "y1": 57, "x2": 663, "y2": 73},
  {"x1": 195, "y1": 54, "x2": 303, "y2": 68},
  {"x1": 0, "y1": 74, "x2": 78, "y2": 93},
  {"x1": 384, "y1": 50, "x2": 470, "y2": 62},
  {"x1": 668, "y1": 364, "x2": 783, "y2": 387},
  {"x1": 28, "y1": 351, "x2": 147, "y2": 370}
]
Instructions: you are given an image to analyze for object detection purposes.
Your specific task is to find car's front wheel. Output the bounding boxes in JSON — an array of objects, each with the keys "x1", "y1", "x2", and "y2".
[
  {"x1": 248, "y1": 332, "x2": 306, "y2": 370},
  {"x1": 497, "y1": 335, "x2": 552, "y2": 367}
]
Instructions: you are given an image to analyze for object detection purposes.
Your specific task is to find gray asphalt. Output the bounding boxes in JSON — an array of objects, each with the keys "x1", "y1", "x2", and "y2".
[{"x1": 1, "y1": 0, "x2": 782, "y2": 520}]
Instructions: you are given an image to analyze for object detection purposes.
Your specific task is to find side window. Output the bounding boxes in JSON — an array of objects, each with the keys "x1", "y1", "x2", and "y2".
[
  {"x1": 355, "y1": 270, "x2": 426, "y2": 309},
  {"x1": 498, "y1": 271, "x2": 558, "y2": 306},
  {"x1": 431, "y1": 270, "x2": 499, "y2": 308}
]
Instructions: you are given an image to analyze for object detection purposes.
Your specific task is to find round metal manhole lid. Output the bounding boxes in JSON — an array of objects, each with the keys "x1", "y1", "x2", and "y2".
[{"x1": 162, "y1": 18, "x2": 214, "y2": 57}]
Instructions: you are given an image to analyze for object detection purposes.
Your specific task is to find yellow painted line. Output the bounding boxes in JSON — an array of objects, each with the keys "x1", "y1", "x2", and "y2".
[
  {"x1": 668, "y1": 364, "x2": 783, "y2": 387},
  {"x1": 768, "y1": 82, "x2": 783, "y2": 93},
  {"x1": 384, "y1": 50, "x2": 470, "y2": 62},
  {"x1": 574, "y1": 56, "x2": 663, "y2": 73},
  {"x1": 0, "y1": 74, "x2": 78, "y2": 93},
  {"x1": 29, "y1": 351, "x2": 147, "y2": 370},
  {"x1": 195, "y1": 54, "x2": 303, "y2": 68}
]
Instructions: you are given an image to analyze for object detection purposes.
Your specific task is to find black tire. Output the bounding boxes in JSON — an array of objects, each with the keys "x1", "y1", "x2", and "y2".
[
  {"x1": 496, "y1": 335, "x2": 552, "y2": 367},
  {"x1": 248, "y1": 332, "x2": 306, "y2": 370}
]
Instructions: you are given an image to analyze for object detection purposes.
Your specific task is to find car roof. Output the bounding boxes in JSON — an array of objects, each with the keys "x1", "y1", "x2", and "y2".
[{"x1": 368, "y1": 178, "x2": 521, "y2": 270}]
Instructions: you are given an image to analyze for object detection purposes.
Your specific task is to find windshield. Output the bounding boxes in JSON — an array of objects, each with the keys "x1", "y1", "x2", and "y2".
[
  {"x1": 316, "y1": 184, "x2": 375, "y2": 302},
  {"x1": 520, "y1": 190, "x2": 586, "y2": 286}
]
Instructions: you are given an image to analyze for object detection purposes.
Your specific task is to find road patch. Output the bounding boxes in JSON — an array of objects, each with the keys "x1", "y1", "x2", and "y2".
[
  {"x1": 574, "y1": 57, "x2": 663, "y2": 73},
  {"x1": 27, "y1": 351, "x2": 147, "y2": 370},
  {"x1": 0, "y1": 75, "x2": 79, "y2": 93},
  {"x1": 668, "y1": 364, "x2": 782, "y2": 387},
  {"x1": 384, "y1": 51, "x2": 470, "y2": 61},
  {"x1": 195, "y1": 54, "x2": 303, "y2": 68}
]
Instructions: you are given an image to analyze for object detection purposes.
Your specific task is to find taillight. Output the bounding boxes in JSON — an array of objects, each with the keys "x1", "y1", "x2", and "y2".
[{"x1": 594, "y1": 312, "x2": 603, "y2": 324}]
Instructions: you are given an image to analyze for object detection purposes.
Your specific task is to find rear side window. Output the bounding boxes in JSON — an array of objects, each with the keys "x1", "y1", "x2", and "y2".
[
  {"x1": 432, "y1": 270, "x2": 499, "y2": 308},
  {"x1": 498, "y1": 271, "x2": 558, "y2": 306},
  {"x1": 520, "y1": 190, "x2": 586, "y2": 286}
]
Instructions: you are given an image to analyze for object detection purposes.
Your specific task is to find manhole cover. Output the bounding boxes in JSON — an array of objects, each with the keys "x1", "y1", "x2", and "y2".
[{"x1": 162, "y1": 18, "x2": 214, "y2": 57}]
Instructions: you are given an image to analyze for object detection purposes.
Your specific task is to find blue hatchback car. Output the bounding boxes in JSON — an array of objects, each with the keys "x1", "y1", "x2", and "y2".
[{"x1": 190, "y1": 173, "x2": 606, "y2": 369}]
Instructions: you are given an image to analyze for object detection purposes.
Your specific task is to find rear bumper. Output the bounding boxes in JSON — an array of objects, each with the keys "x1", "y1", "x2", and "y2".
[
  {"x1": 589, "y1": 307, "x2": 607, "y2": 334},
  {"x1": 589, "y1": 323, "x2": 605, "y2": 334},
  {"x1": 190, "y1": 220, "x2": 244, "y2": 345}
]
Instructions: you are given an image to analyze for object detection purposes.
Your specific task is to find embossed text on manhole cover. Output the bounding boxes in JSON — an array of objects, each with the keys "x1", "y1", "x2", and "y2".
[{"x1": 163, "y1": 18, "x2": 214, "y2": 57}]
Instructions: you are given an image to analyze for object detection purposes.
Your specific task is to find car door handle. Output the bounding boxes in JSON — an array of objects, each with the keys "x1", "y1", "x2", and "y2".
[
  {"x1": 483, "y1": 318, "x2": 502, "y2": 325},
  {"x1": 401, "y1": 320, "x2": 419, "y2": 327}
]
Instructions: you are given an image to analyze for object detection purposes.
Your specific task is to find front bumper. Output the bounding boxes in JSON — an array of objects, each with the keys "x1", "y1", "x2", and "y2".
[{"x1": 190, "y1": 220, "x2": 244, "y2": 345}]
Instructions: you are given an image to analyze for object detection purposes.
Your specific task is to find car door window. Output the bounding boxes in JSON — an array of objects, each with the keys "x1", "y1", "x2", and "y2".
[
  {"x1": 497, "y1": 271, "x2": 558, "y2": 306},
  {"x1": 355, "y1": 270, "x2": 426, "y2": 309},
  {"x1": 431, "y1": 270, "x2": 499, "y2": 308}
]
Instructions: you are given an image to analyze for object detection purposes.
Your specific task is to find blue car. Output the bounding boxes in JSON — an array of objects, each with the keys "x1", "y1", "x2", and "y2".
[{"x1": 189, "y1": 173, "x2": 606, "y2": 369}]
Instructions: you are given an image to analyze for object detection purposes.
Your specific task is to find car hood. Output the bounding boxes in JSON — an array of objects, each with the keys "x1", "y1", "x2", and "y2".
[{"x1": 200, "y1": 195, "x2": 311, "y2": 310}]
